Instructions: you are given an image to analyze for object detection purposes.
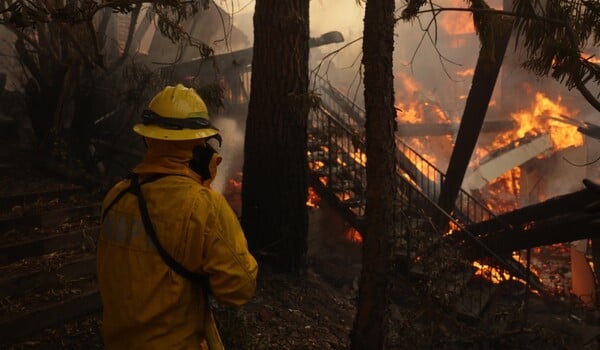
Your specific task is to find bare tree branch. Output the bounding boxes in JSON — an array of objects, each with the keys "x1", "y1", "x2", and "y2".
[{"x1": 400, "y1": 1, "x2": 600, "y2": 114}]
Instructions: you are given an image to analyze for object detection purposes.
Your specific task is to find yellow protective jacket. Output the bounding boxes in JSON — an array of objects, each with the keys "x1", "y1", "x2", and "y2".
[{"x1": 97, "y1": 139, "x2": 258, "y2": 350}]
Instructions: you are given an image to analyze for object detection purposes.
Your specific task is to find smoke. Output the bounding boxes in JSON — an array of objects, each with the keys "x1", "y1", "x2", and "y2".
[
  {"x1": 211, "y1": 115, "x2": 246, "y2": 193},
  {"x1": 223, "y1": 0, "x2": 595, "y2": 208}
]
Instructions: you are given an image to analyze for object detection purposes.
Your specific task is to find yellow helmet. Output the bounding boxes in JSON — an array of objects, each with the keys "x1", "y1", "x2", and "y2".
[{"x1": 133, "y1": 84, "x2": 220, "y2": 141}]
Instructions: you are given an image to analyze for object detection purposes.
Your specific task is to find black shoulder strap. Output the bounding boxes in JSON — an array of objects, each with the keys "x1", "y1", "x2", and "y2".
[
  {"x1": 101, "y1": 174, "x2": 164, "y2": 223},
  {"x1": 128, "y1": 174, "x2": 207, "y2": 284},
  {"x1": 102, "y1": 173, "x2": 209, "y2": 287}
]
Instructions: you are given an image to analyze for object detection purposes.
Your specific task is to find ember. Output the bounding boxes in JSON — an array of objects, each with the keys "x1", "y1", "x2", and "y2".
[
  {"x1": 344, "y1": 227, "x2": 363, "y2": 244},
  {"x1": 456, "y1": 68, "x2": 475, "y2": 77},
  {"x1": 581, "y1": 53, "x2": 600, "y2": 64},
  {"x1": 223, "y1": 172, "x2": 243, "y2": 215},
  {"x1": 483, "y1": 168, "x2": 521, "y2": 213},
  {"x1": 472, "y1": 261, "x2": 511, "y2": 284},
  {"x1": 306, "y1": 186, "x2": 321, "y2": 208}
]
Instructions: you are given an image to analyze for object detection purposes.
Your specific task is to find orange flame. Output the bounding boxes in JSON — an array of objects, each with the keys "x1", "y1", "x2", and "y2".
[
  {"x1": 352, "y1": 151, "x2": 367, "y2": 167},
  {"x1": 484, "y1": 168, "x2": 521, "y2": 213},
  {"x1": 472, "y1": 91, "x2": 583, "y2": 213},
  {"x1": 223, "y1": 172, "x2": 243, "y2": 214},
  {"x1": 473, "y1": 261, "x2": 511, "y2": 284},
  {"x1": 581, "y1": 53, "x2": 600, "y2": 64},
  {"x1": 456, "y1": 68, "x2": 475, "y2": 77},
  {"x1": 443, "y1": 220, "x2": 460, "y2": 237},
  {"x1": 397, "y1": 102, "x2": 424, "y2": 124},
  {"x1": 394, "y1": 71, "x2": 454, "y2": 174},
  {"x1": 306, "y1": 186, "x2": 321, "y2": 208},
  {"x1": 512, "y1": 92, "x2": 583, "y2": 150},
  {"x1": 344, "y1": 227, "x2": 363, "y2": 244},
  {"x1": 479, "y1": 91, "x2": 583, "y2": 164},
  {"x1": 439, "y1": 6, "x2": 475, "y2": 36}
]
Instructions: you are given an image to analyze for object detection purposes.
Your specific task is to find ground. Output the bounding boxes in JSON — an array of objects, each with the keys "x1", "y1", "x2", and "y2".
[{"x1": 215, "y1": 266, "x2": 357, "y2": 349}]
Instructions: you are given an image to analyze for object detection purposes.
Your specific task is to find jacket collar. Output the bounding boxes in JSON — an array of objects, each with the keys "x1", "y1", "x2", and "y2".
[{"x1": 133, "y1": 138, "x2": 203, "y2": 184}]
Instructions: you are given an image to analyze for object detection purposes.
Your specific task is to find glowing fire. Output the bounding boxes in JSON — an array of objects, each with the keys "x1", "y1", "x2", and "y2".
[
  {"x1": 511, "y1": 93, "x2": 583, "y2": 150},
  {"x1": 395, "y1": 71, "x2": 453, "y2": 176},
  {"x1": 306, "y1": 186, "x2": 321, "y2": 208},
  {"x1": 465, "y1": 90, "x2": 584, "y2": 214},
  {"x1": 223, "y1": 172, "x2": 243, "y2": 214},
  {"x1": 443, "y1": 220, "x2": 460, "y2": 237},
  {"x1": 472, "y1": 261, "x2": 511, "y2": 284},
  {"x1": 318, "y1": 176, "x2": 328, "y2": 186},
  {"x1": 395, "y1": 72, "x2": 451, "y2": 127},
  {"x1": 476, "y1": 91, "x2": 583, "y2": 183},
  {"x1": 484, "y1": 168, "x2": 521, "y2": 213},
  {"x1": 344, "y1": 227, "x2": 363, "y2": 244},
  {"x1": 456, "y1": 68, "x2": 474, "y2": 77},
  {"x1": 397, "y1": 101, "x2": 425, "y2": 124},
  {"x1": 352, "y1": 151, "x2": 367, "y2": 167},
  {"x1": 437, "y1": 0, "x2": 504, "y2": 39},
  {"x1": 439, "y1": 10, "x2": 475, "y2": 36},
  {"x1": 309, "y1": 160, "x2": 325, "y2": 170},
  {"x1": 581, "y1": 53, "x2": 600, "y2": 64}
]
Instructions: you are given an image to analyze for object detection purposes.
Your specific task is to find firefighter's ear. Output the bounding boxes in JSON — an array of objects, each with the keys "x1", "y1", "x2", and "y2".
[{"x1": 203, "y1": 152, "x2": 223, "y2": 188}]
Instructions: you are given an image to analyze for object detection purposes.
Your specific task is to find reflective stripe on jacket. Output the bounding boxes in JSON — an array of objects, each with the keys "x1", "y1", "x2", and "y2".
[{"x1": 97, "y1": 174, "x2": 258, "y2": 350}]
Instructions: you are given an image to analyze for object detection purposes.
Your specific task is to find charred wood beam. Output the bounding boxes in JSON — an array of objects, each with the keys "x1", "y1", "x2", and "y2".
[
  {"x1": 466, "y1": 212, "x2": 600, "y2": 258},
  {"x1": 396, "y1": 120, "x2": 517, "y2": 137},
  {"x1": 438, "y1": 17, "x2": 514, "y2": 215},
  {"x1": 463, "y1": 187, "x2": 599, "y2": 236},
  {"x1": 578, "y1": 123, "x2": 600, "y2": 139}
]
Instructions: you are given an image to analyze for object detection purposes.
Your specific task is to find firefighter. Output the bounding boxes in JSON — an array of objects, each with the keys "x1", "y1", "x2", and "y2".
[{"x1": 97, "y1": 84, "x2": 258, "y2": 350}]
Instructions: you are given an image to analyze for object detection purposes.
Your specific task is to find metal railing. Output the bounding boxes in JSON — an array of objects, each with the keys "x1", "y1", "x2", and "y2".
[
  {"x1": 313, "y1": 74, "x2": 498, "y2": 226},
  {"x1": 308, "y1": 105, "x2": 367, "y2": 225},
  {"x1": 308, "y1": 74, "x2": 543, "y2": 321}
]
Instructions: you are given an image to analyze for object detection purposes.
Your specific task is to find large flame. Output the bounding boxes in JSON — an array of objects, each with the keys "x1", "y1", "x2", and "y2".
[
  {"x1": 513, "y1": 93, "x2": 583, "y2": 150},
  {"x1": 395, "y1": 71, "x2": 454, "y2": 178},
  {"x1": 478, "y1": 91, "x2": 583, "y2": 164},
  {"x1": 472, "y1": 91, "x2": 583, "y2": 213}
]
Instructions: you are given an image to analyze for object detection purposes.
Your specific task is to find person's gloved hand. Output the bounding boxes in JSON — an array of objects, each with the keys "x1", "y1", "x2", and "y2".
[{"x1": 190, "y1": 144, "x2": 222, "y2": 187}]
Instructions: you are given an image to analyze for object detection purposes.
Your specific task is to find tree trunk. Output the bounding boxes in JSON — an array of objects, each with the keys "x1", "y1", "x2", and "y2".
[
  {"x1": 351, "y1": 0, "x2": 396, "y2": 348},
  {"x1": 437, "y1": 18, "x2": 513, "y2": 215},
  {"x1": 242, "y1": 0, "x2": 309, "y2": 273}
]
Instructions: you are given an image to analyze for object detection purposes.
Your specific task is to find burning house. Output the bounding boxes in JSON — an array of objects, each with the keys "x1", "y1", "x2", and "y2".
[{"x1": 386, "y1": 0, "x2": 599, "y2": 305}]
